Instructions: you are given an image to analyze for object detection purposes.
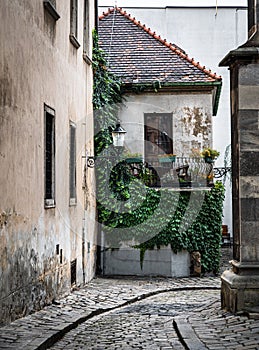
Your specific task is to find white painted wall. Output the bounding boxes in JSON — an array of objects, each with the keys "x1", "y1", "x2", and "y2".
[{"x1": 99, "y1": 0, "x2": 247, "y2": 8}]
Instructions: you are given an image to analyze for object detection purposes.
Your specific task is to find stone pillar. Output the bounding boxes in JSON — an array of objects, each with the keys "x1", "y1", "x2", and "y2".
[{"x1": 219, "y1": 0, "x2": 259, "y2": 313}]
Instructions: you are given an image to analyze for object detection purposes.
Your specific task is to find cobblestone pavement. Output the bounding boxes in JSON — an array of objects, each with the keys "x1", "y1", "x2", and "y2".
[
  {"x1": 50, "y1": 289, "x2": 219, "y2": 350},
  {"x1": 0, "y1": 248, "x2": 259, "y2": 350},
  {"x1": 0, "y1": 276, "x2": 219, "y2": 350}
]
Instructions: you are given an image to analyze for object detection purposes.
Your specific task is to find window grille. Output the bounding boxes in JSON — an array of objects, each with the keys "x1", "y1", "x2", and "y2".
[{"x1": 44, "y1": 105, "x2": 55, "y2": 207}]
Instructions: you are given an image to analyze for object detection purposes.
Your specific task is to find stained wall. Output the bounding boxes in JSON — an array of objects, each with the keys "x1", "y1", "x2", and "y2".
[{"x1": 0, "y1": 0, "x2": 96, "y2": 324}]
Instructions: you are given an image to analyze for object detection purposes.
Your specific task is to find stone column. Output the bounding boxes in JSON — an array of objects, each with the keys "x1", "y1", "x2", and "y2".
[{"x1": 219, "y1": 0, "x2": 259, "y2": 313}]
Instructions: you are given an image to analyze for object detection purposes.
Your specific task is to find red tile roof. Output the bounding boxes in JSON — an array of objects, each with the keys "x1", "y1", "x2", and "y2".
[{"x1": 99, "y1": 7, "x2": 222, "y2": 85}]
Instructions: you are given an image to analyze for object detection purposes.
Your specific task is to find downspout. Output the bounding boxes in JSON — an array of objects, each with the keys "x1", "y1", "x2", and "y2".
[{"x1": 82, "y1": 119, "x2": 87, "y2": 285}]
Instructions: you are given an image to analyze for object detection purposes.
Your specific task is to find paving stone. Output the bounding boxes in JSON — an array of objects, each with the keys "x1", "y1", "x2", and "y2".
[{"x1": 0, "y1": 253, "x2": 257, "y2": 350}]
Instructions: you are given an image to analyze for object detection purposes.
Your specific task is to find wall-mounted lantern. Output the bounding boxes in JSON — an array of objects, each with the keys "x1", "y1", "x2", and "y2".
[
  {"x1": 111, "y1": 122, "x2": 127, "y2": 148},
  {"x1": 87, "y1": 122, "x2": 127, "y2": 167}
]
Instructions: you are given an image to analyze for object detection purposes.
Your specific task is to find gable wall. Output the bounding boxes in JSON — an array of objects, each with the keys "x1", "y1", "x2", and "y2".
[{"x1": 119, "y1": 92, "x2": 213, "y2": 157}]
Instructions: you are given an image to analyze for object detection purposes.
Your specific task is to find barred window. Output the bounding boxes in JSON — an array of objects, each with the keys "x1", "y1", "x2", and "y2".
[{"x1": 44, "y1": 105, "x2": 55, "y2": 208}]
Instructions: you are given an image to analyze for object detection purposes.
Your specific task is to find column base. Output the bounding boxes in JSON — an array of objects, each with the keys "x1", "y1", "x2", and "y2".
[{"x1": 221, "y1": 262, "x2": 259, "y2": 313}]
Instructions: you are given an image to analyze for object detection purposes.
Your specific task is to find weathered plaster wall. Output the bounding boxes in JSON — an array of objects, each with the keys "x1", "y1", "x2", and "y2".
[
  {"x1": 0, "y1": 0, "x2": 96, "y2": 324},
  {"x1": 104, "y1": 247, "x2": 190, "y2": 277},
  {"x1": 119, "y1": 92, "x2": 213, "y2": 156}
]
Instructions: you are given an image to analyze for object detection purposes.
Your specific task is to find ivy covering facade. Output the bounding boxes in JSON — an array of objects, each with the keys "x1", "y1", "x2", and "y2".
[{"x1": 93, "y1": 30, "x2": 225, "y2": 274}]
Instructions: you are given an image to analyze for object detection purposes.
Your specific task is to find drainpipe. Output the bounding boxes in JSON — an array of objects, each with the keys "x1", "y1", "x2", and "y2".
[{"x1": 82, "y1": 225, "x2": 86, "y2": 285}]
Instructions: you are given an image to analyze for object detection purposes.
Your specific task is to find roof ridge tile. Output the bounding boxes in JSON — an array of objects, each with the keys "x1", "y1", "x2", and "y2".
[{"x1": 99, "y1": 6, "x2": 222, "y2": 81}]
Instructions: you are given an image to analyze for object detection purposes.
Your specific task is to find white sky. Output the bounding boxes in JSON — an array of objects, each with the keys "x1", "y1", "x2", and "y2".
[{"x1": 98, "y1": 0, "x2": 247, "y2": 8}]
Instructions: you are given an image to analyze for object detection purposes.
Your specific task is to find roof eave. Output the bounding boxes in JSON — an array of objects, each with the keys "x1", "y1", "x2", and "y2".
[{"x1": 122, "y1": 81, "x2": 222, "y2": 116}]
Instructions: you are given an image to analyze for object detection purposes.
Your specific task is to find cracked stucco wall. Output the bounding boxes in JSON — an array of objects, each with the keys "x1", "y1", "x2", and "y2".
[
  {"x1": 0, "y1": 0, "x2": 97, "y2": 324},
  {"x1": 119, "y1": 92, "x2": 213, "y2": 156}
]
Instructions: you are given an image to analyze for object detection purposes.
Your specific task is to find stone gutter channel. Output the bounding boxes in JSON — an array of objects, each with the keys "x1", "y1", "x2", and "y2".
[
  {"x1": 0, "y1": 277, "x2": 220, "y2": 350},
  {"x1": 173, "y1": 300, "x2": 219, "y2": 350}
]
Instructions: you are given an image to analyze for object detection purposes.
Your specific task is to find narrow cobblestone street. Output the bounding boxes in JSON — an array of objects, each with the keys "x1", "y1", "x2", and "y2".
[
  {"x1": 2, "y1": 0, "x2": 259, "y2": 348},
  {"x1": 1, "y1": 248, "x2": 259, "y2": 349},
  {"x1": 49, "y1": 289, "x2": 219, "y2": 350}
]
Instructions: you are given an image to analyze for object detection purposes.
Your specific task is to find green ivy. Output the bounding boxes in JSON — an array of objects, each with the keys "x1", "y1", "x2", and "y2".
[
  {"x1": 92, "y1": 30, "x2": 225, "y2": 275},
  {"x1": 92, "y1": 29, "x2": 123, "y2": 156},
  {"x1": 135, "y1": 181, "x2": 225, "y2": 273},
  {"x1": 99, "y1": 179, "x2": 225, "y2": 274}
]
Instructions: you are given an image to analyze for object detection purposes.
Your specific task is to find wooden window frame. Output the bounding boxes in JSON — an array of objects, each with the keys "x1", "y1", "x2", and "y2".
[{"x1": 144, "y1": 113, "x2": 173, "y2": 161}]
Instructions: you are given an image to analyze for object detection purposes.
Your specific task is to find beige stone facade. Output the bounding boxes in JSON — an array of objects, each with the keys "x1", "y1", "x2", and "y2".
[{"x1": 0, "y1": 0, "x2": 97, "y2": 324}]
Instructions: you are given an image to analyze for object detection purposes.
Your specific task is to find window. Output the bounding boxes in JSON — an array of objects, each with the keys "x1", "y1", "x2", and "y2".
[
  {"x1": 144, "y1": 113, "x2": 173, "y2": 162},
  {"x1": 44, "y1": 105, "x2": 55, "y2": 208},
  {"x1": 70, "y1": 0, "x2": 80, "y2": 48},
  {"x1": 70, "y1": 259, "x2": 77, "y2": 286},
  {"x1": 69, "y1": 122, "x2": 77, "y2": 204},
  {"x1": 83, "y1": 0, "x2": 91, "y2": 62},
  {"x1": 43, "y1": 0, "x2": 60, "y2": 21}
]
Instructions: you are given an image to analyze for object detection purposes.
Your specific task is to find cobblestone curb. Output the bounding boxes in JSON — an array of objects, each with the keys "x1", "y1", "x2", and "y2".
[
  {"x1": 0, "y1": 277, "x2": 220, "y2": 350},
  {"x1": 188, "y1": 300, "x2": 259, "y2": 349},
  {"x1": 174, "y1": 316, "x2": 208, "y2": 350}
]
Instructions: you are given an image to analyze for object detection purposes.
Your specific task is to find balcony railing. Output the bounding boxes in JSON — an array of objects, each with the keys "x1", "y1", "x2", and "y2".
[{"x1": 125, "y1": 156, "x2": 214, "y2": 188}]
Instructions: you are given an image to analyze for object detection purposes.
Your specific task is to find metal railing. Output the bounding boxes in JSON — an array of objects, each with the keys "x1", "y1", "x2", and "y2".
[{"x1": 142, "y1": 157, "x2": 212, "y2": 187}]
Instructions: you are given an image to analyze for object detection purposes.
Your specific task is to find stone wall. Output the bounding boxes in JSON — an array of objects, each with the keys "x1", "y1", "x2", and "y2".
[{"x1": 103, "y1": 246, "x2": 190, "y2": 277}]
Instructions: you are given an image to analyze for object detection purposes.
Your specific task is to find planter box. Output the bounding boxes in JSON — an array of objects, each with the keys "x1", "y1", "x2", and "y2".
[
  {"x1": 204, "y1": 156, "x2": 214, "y2": 163},
  {"x1": 179, "y1": 181, "x2": 192, "y2": 188},
  {"x1": 125, "y1": 157, "x2": 143, "y2": 163},
  {"x1": 103, "y1": 246, "x2": 190, "y2": 277},
  {"x1": 159, "y1": 156, "x2": 176, "y2": 163}
]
